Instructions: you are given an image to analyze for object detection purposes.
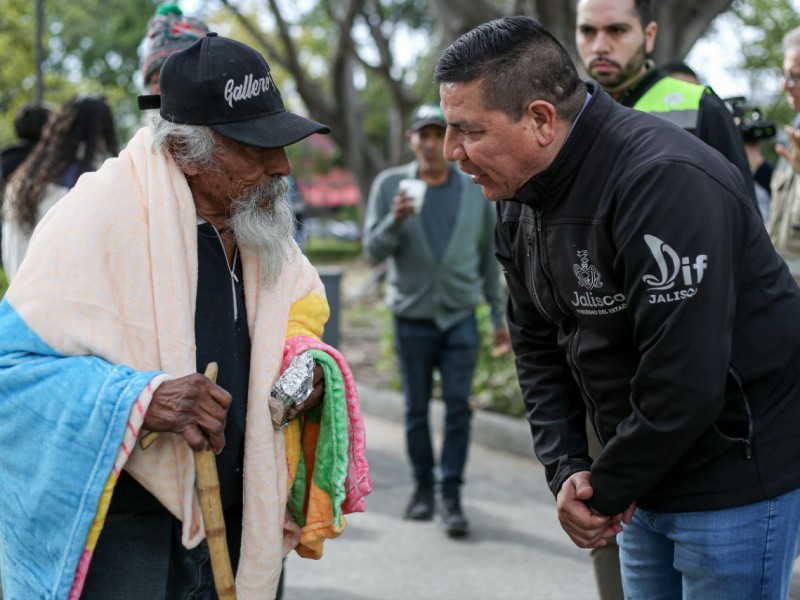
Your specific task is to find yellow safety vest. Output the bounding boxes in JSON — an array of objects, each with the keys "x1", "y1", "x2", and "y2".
[{"x1": 633, "y1": 76, "x2": 708, "y2": 130}]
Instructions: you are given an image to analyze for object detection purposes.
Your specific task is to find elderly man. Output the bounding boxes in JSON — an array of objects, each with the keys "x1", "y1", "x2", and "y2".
[
  {"x1": 0, "y1": 33, "x2": 370, "y2": 600},
  {"x1": 768, "y1": 26, "x2": 800, "y2": 281},
  {"x1": 435, "y1": 16, "x2": 800, "y2": 598}
]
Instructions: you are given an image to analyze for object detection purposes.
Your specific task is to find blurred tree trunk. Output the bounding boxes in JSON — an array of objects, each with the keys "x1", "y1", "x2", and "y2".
[
  {"x1": 220, "y1": 0, "x2": 420, "y2": 210},
  {"x1": 220, "y1": 0, "x2": 735, "y2": 211},
  {"x1": 427, "y1": 0, "x2": 734, "y2": 69}
]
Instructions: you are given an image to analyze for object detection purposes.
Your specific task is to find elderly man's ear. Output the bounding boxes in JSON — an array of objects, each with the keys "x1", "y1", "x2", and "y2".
[{"x1": 167, "y1": 138, "x2": 202, "y2": 176}]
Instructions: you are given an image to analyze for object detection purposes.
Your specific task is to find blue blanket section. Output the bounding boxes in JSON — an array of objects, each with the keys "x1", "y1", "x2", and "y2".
[{"x1": 0, "y1": 299, "x2": 162, "y2": 599}]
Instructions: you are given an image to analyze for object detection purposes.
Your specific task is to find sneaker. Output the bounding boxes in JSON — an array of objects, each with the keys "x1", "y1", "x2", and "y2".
[
  {"x1": 404, "y1": 485, "x2": 435, "y2": 520},
  {"x1": 439, "y1": 495, "x2": 470, "y2": 537}
]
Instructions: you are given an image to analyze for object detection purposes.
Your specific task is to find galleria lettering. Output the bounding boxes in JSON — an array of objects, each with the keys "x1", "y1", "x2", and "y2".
[
  {"x1": 224, "y1": 73, "x2": 276, "y2": 108},
  {"x1": 571, "y1": 291, "x2": 626, "y2": 309}
]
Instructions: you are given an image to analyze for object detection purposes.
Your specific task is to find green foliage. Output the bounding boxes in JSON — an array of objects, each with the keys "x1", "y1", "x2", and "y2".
[
  {"x1": 303, "y1": 238, "x2": 362, "y2": 264},
  {"x1": 0, "y1": 268, "x2": 7, "y2": 298},
  {"x1": 730, "y1": 0, "x2": 800, "y2": 132},
  {"x1": 0, "y1": 0, "x2": 159, "y2": 146},
  {"x1": 471, "y1": 304, "x2": 525, "y2": 417},
  {"x1": 377, "y1": 309, "x2": 402, "y2": 390},
  {"x1": 732, "y1": 0, "x2": 800, "y2": 76}
]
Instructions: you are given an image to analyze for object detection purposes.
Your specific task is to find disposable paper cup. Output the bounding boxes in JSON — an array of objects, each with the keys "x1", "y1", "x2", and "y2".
[{"x1": 398, "y1": 178, "x2": 428, "y2": 213}]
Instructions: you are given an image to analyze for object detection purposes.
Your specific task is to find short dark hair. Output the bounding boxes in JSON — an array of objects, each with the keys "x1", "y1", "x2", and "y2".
[
  {"x1": 661, "y1": 60, "x2": 698, "y2": 82},
  {"x1": 434, "y1": 16, "x2": 585, "y2": 122},
  {"x1": 8, "y1": 95, "x2": 118, "y2": 234},
  {"x1": 634, "y1": 0, "x2": 654, "y2": 28},
  {"x1": 13, "y1": 103, "x2": 52, "y2": 141}
]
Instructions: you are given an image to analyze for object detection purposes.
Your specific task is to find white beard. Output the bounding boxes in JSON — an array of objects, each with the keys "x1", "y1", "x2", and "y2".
[{"x1": 228, "y1": 176, "x2": 296, "y2": 289}]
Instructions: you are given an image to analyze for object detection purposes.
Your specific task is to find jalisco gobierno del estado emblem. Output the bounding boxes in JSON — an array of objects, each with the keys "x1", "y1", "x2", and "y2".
[{"x1": 571, "y1": 250, "x2": 626, "y2": 315}]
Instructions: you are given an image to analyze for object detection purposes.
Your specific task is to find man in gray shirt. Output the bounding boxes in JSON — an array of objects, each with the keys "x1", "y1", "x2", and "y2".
[{"x1": 363, "y1": 104, "x2": 510, "y2": 537}]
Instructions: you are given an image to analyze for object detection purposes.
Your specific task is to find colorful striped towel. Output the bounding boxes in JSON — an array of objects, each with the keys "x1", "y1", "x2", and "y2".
[{"x1": 282, "y1": 336, "x2": 372, "y2": 558}]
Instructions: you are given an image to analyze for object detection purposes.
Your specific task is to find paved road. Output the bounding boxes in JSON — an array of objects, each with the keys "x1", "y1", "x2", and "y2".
[
  {"x1": 283, "y1": 412, "x2": 597, "y2": 600},
  {"x1": 283, "y1": 384, "x2": 800, "y2": 600}
]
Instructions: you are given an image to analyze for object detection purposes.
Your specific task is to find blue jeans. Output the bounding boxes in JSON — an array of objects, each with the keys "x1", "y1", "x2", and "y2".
[
  {"x1": 393, "y1": 315, "x2": 479, "y2": 497},
  {"x1": 619, "y1": 487, "x2": 800, "y2": 599}
]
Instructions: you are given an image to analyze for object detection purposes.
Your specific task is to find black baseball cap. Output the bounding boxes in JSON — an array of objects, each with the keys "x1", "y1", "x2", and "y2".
[
  {"x1": 408, "y1": 104, "x2": 446, "y2": 132},
  {"x1": 137, "y1": 33, "x2": 330, "y2": 148}
]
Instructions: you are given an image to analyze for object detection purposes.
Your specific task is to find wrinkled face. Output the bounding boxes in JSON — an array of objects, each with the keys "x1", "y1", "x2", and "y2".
[
  {"x1": 408, "y1": 125, "x2": 447, "y2": 171},
  {"x1": 576, "y1": 0, "x2": 656, "y2": 90},
  {"x1": 186, "y1": 133, "x2": 295, "y2": 288},
  {"x1": 191, "y1": 133, "x2": 292, "y2": 212},
  {"x1": 784, "y1": 48, "x2": 800, "y2": 112},
  {"x1": 440, "y1": 80, "x2": 543, "y2": 202}
]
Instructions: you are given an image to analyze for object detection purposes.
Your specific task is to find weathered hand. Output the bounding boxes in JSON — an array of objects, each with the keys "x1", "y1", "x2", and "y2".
[
  {"x1": 776, "y1": 125, "x2": 800, "y2": 174},
  {"x1": 282, "y1": 364, "x2": 325, "y2": 423},
  {"x1": 144, "y1": 373, "x2": 232, "y2": 453},
  {"x1": 391, "y1": 191, "x2": 417, "y2": 224},
  {"x1": 556, "y1": 471, "x2": 623, "y2": 549}
]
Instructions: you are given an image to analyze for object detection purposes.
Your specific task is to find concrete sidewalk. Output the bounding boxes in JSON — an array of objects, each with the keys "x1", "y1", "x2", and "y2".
[
  {"x1": 284, "y1": 384, "x2": 597, "y2": 600},
  {"x1": 285, "y1": 384, "x2": 800, "y2": 599}
]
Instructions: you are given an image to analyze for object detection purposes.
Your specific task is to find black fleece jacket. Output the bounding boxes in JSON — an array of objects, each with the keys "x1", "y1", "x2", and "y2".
[{"x1": 496, "y1": 83, "x2": 800, "y2": 515}]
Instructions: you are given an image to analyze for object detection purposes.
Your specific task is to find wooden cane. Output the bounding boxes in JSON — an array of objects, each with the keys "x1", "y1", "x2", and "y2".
[
  {"x1": 140, "y1": 362, "x2": 236, "y2": 599},
  {"x1": 194, "y1": 362, "x2": 237, "y2": 599}
]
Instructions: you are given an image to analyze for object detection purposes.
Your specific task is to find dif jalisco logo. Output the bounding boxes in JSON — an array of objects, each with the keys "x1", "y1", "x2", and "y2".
[
  {"x1": 224, "y1": 72, "x2": 277, "y2": 108},
  {"x1": 642, "y1": 234, "x2": 707, "y2": 304}
]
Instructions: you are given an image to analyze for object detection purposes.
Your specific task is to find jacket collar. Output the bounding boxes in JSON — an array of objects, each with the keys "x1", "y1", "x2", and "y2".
[{"x1": 513, "y1": 81, "x2": 615, "y2": 210}]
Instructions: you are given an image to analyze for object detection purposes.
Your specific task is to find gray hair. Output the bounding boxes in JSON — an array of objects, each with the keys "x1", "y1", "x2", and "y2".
[
  {"x1": 784, "y1": 26, "x2": 800, "y2": 52},
  {"x1": 150, "y1": 114, "x2": 217, "y2": 172}
]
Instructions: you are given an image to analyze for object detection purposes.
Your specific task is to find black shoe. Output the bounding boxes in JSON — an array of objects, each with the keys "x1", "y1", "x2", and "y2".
[
  {"x1": 440, "y1": 495, "x2": 470, "y2": 537},
  {"x1": 404, "y1": 485, "x2": 435, "y2": 520}
]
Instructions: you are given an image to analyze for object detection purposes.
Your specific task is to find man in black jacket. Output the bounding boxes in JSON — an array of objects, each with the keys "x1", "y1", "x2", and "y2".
[
  {"x1": 575, "y1": 3, "x2": 760, "y2": 596},
  {"x1": 435, "y1": 16, "x2": 800, "y2": 599},
  {"x1": 575, "y1": 0, "x2": 759, "y2": 218}
]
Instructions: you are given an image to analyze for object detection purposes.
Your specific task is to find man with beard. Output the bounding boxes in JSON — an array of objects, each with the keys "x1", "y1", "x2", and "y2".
[
  {"x1": 768, "y1": 26, "x2": 800, "y2": 282},
  {"x1": 0, "y1": 33, "x2": 370, "y2": 599},
  {"x1": 576, "y1": 0, "x2": 758, "y2": 216}
]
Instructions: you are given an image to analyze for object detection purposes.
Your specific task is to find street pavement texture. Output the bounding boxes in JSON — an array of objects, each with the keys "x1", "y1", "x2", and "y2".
[
  {"x1": 284, "y1": 383, "x2": 800, "y2": 600},
  {"x1": 283, "y1": 384, "x2": 598, "y2": 600}
]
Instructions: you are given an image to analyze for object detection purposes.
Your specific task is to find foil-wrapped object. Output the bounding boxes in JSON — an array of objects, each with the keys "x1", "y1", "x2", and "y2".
[{"x1": 270, "y1": 351, "x2": 315, "y2": 429}]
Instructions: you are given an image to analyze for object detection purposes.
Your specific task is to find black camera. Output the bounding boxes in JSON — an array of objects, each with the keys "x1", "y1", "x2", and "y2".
[{"x1": 723, "y1": 96, "x2": 777, "y2": 143}]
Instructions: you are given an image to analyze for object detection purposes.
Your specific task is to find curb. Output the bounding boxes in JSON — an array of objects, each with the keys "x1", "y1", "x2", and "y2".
[{"x1": 356, "y1": 383, "x2": 536, "y2": 459}]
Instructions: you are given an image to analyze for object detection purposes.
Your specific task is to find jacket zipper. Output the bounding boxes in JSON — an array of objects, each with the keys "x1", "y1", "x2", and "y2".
[
  {"x1": 527, "y1": 229, "x2": 553, "y2": 321},
  {"x1": 530, "y1": 209, "x2": 605, "y2": 445},
  {"x1": 728, "y1": 367, "x2": 754, "y2": 459}
]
